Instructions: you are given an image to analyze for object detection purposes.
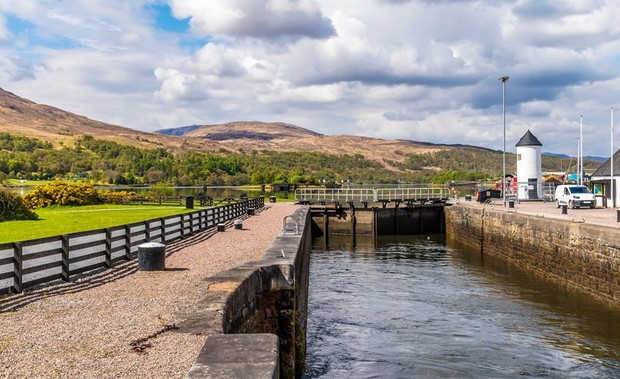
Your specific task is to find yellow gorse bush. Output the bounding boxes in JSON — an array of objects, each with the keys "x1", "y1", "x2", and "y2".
[{"x1": 23, "y1": 180, "x2": 102, "y2": 208}]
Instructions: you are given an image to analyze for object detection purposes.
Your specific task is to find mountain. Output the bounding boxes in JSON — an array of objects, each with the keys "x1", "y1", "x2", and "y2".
[
  {"x1": 543, "y1": 152, "x2": 607, "y2": 163},
  {"x1": 157, "y1": 121, "x2": 322, "y2": 140},
  {"x1": 155, "y1": 124, "x2": 204, "y2": 136},
  {"x1": 0, "y1": 87, "x2": 218, "y2": 152},
  {"x1": 156, "y1": 121, "x2": 454, "y2": 167},
  {"x1": 0, "y1": 87, "x2": 457, "y2": 167}
]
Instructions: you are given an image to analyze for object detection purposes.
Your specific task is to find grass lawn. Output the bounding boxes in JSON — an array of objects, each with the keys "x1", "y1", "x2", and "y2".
[
  {"x1": 0, "y1": 204, "x2": 195, "y2": 244},
  {"x1": 3, "y1": 179, "x2": 53, "y2": 187}
]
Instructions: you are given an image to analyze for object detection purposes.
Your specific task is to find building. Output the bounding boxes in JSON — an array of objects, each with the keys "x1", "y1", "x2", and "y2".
[
  {"x1": 590, "y1": 151, "x2": 620, "y2": 208},
  {"x1": 516, "y1": 130, "x2": 543, "y2": 200}
]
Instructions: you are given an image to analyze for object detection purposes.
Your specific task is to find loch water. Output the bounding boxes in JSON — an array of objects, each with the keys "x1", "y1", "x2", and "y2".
[{"x1": 303, "y1": 235, "x2": 620, "y2": 379}]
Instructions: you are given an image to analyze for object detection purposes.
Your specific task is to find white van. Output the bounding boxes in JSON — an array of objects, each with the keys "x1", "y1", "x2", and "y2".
[{"x1": 554, "y1": 185, "x2": 596, "y2": 209}]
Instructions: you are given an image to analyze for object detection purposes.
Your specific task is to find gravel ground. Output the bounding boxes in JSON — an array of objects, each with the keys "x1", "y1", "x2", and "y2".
[{"x1": 0, "y1": 202, "x2": 300, "y2": 379}]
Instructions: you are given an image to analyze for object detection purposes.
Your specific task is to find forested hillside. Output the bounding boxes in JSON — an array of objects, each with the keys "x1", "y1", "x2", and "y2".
[{"x1": 0, "y1": 133, "x2": 599, "y2": 186}]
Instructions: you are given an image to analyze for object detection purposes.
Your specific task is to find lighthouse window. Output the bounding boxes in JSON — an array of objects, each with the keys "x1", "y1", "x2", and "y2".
[{"x1": 517, "y1": 154, "x2": 522, "y2": 161}]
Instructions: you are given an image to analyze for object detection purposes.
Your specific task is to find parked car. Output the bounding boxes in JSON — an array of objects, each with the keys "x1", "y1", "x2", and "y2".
[{"x1": 554, "y1": 185, "x2": 596, "y2": 209}]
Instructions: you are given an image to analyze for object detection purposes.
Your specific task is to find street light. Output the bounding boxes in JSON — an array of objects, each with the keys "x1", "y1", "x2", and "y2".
[{"x1": 499, "y1": 75, "x2": 509, "y2": 206}]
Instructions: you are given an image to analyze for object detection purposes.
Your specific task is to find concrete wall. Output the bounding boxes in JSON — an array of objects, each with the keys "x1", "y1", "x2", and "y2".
[
  {"x1": 445, "y1": 204, "x2": 620, "y2": 305},
  {"x1": 180, "y1": 206, "x2": 312, "y2": 379}
]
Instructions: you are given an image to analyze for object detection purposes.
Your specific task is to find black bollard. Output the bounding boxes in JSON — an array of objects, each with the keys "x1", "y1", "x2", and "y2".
[
  {"x1": 138, "y1": 242, "x2": 166, "y2": 271},
  {"x1": 617, "y1": 210, "x2": 620, "y2": 222},
  {"x1": 562, "y1": 205, "x2": 568, "y2": 215},
  {"x1": 217, "y1": 223, "x2": 226, "y2": 232},
  {"x1": 269, "y1": 196, "x2": 276, "y2": 203},
  {"x1": 185, "y1": 196, "x2": 194, "y2": 209},
  {"x1": 508, "y1": 200, "x2": 514, "y2": 208}
]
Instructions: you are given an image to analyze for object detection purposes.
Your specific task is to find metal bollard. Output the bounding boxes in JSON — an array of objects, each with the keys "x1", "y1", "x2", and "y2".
[
  {"x1": 217, "y1": 223, "x2": 226, "y2": 232},
  {"x1": 269, "y1": 196, "x2": 276, "y2": 203},
  {"x1": 247, "y1": 207, "x2": 255, "y2": 215},
  {"x1": 138, "y1": 242, "x2": 166, "y2": 271},
  {"x1": 508, "y1": 200, "x2": 514, "y2": 208},
  {"x1": 234, "y1": 219, "x2": 243, "y2": 229},
  {"x1": 617, "y1": 210, "x2": 620, "y2": 222},
  {"x1": 562, "y1": 205, "x2": 568, "y2": 215}
]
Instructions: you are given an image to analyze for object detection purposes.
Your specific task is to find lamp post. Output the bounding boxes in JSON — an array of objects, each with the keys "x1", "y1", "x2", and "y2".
[
  {"x1": 579, "y1": 115, "x2": 583, "y2": 186},
  {"x1": 612, "y1": 107, "x2": 615, "y2": 207},
  {"x1": 499, "y1": 76, "x2": 509, "y2": 206}
]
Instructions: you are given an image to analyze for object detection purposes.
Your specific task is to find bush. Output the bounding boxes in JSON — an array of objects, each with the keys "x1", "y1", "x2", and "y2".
[
  {"x1": 0, "y1": 189, "x2": 38, "y2": 222},
  {"x1": 99, "y1": 190, "x2": 145, "y2": 204},
  {"x1": 23, "y1": 180, "x2": 102, "y2": 208}
]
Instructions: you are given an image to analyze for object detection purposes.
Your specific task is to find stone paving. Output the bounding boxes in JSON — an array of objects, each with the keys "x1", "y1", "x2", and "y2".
[{"x1": 452, "y1": 198, "x2": 620, "y2": 229}]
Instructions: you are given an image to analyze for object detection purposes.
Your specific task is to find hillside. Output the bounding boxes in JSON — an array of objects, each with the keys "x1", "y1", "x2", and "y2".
[
  {"x1": 0, "y1": 87, "x2": 597, "y2": 180},
  {"x1": 0, "y1": 87, "x2": 217, "y2": 152},
  {"x1": 157, "y1": 121, "x2": 451, "y2": 167},
  {"x1": 0, "y1": 87, "x2": 455, "y2": 166}
]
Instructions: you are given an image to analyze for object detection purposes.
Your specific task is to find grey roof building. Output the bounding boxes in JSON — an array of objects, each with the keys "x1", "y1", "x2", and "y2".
[
  {"x1": 515, "y1": 129, "x2": 543, "y2": 147},
  {"x1": 592, "y1": 150, "x2": 620, "y2": 177}
]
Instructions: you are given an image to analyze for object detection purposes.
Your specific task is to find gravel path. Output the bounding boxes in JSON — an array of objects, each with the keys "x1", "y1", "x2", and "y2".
[{"x1": 0, "y1": 202, "x2": 300, "y2": 379}]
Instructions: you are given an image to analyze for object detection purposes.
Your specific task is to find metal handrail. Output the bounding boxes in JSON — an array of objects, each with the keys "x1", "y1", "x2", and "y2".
[
  {"x1": 294, "y1": 187, "x2": 450, "y2": 202},
  {"x1": 282, "y1": 215, "x2": 299, "y2": 235}
]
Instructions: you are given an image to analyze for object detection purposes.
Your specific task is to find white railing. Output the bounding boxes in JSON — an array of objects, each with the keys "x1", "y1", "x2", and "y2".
[{"x1": 294, "y1": 187, "x2": 450, "y2": 202}]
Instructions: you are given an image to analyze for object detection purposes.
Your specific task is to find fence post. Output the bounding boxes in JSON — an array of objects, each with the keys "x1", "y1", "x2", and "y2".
[
  {"x1": 144, "y1": 220, "x2": 151, "y2": 242},
  {"x1": 160, "y1": 218, "x2": 166, "y2": 243},
  {"x1": 12, "y1": 242, "x2": 22, "y2": 293},
  {"x1": 180, "y1": 214, "x2": 185, "y2": 239},
  {"x1": 124, "y1": 225, "x2": 132, "y2": 260},
  {"x1": 105, "y1": 228, "x2": 112, "y2": 268},
  {"x1": 61, "y1": 235, "x2": 70, "y2": 282}
]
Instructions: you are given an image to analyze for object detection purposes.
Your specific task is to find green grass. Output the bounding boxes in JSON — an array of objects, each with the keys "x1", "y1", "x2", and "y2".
[{"x1": 0, "y1": 204, "x2": 195, "y2": 244}]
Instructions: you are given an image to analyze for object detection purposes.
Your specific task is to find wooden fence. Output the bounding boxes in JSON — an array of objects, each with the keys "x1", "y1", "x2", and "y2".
[{"x1": 0, "y1": 198, "x2": 264, "y2": 295}]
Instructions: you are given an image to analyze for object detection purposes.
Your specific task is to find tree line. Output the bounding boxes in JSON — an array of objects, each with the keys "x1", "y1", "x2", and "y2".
[{"x1": 0, "y1": 133, "x2": 595, "y2": 186}]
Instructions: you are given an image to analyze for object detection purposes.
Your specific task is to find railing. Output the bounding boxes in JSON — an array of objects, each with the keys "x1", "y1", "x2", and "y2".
[
  {"x1": 294, "y1": 187, "x2": 450, "y2": 203},
  {"x1": 0, "y1": 198, "x2": 264, "y2": 295}
]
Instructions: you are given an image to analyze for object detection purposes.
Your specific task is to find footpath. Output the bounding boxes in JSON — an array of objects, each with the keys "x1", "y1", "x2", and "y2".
[
  {"x1": 0, "y1": 202, "x2": 300, "y2": 379},
  {"x1": 455, "y1": 199, "x2": 620, "y2": 228}
]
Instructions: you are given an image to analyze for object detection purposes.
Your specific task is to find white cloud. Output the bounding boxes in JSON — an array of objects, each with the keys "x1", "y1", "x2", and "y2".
[
  {"x1": 2, "y1": 0, "x2": 620, "y2": 155},
  {"x1": 169, "y1": 0, "x2": 335, "y2": 40}
]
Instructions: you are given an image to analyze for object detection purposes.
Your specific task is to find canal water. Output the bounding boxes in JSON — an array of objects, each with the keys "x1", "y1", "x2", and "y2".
[{"x1": 303, "y1": 235, "x2": 620, "y2": 379}]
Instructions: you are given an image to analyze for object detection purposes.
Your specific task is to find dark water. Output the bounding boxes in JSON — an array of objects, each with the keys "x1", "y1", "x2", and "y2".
[
  {"x1": 11, "y1": 186, "x2": 295, "y2": 200},
  {"x1": 303, "y1": 235, "x2": 620, "y2": 379}
]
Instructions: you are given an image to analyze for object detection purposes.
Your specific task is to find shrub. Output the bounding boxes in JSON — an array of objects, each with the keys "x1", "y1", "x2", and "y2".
[
  {"x1": 99, "y1": 190, "x2": 145, "y2": 204},
  {"x1": 0, "y1": 189, "x2": 38, "y2": 222},
  {"x1": 23, "y1": 180, "x2": 102, "y2": 208}
]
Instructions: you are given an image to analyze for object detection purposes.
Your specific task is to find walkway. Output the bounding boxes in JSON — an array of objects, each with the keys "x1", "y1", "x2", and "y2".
[
  {"x1": 0, "y1": 202, "x2": 300, "y2": 379},
  {"x1": 454, "y1": 199, "x2": 620, "y2": 228}
]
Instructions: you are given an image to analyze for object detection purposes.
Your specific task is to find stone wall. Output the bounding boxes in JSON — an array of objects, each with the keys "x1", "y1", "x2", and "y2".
[
  {"x1": 180, "y1": 206, "x2": 311, "y2": 379},
  {"x1": 445, "y1": 204, "x2": 620, "y2": 305}
]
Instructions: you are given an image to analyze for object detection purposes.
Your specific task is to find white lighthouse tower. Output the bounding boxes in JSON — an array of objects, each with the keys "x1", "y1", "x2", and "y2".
[{"x1": 516, "y1": 130, "x2": 543, "y2": 200}]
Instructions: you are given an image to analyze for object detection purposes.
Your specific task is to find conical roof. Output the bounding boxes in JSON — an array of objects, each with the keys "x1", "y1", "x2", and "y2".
[{"x1": 515, "y1": 130, "x2": 542, "y2": 147}]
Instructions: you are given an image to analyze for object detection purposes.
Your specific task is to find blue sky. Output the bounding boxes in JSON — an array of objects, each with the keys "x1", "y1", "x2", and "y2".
[{"x1": 1, "y1": 0, "x2": 620, "y2": 156}]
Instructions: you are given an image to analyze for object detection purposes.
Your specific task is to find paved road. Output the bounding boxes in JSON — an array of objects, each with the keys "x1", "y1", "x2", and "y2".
[{"x1": 453, "y1": 199, "x2": 620, "y2": 228}]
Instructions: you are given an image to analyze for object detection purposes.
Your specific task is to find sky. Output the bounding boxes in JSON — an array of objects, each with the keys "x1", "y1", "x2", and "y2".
[{"x1": 1, "y1": 0, "x2": 620, "y2": 156}]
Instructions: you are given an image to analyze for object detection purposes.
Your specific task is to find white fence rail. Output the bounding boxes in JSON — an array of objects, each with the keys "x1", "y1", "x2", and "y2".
[{"x1": 295, "y1": 187, "x2": 450, "y2": 203}]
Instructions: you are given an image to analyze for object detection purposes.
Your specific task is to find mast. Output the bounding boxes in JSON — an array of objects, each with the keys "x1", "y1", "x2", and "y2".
[{"x1": 612, "y1": 107, "x2": 615, "y2": 207}]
